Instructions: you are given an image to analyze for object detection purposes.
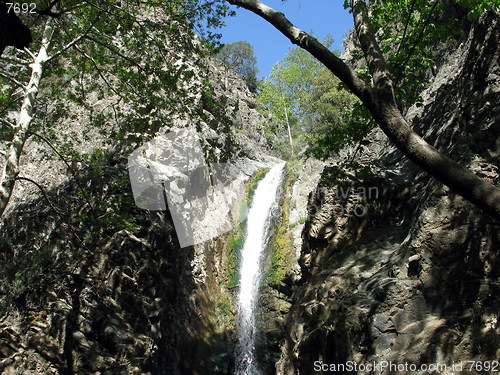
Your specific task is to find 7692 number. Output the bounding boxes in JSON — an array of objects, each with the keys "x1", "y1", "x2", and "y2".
[
  {"x1": 6, "y1": 2, "x2": 37, "y2": 14},
  {"x1": 466, "y1": 361, "x2": 499, "y2": 372}
]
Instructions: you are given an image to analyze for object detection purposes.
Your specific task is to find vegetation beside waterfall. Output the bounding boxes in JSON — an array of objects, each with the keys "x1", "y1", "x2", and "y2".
[{"x1": 266, "y1": 160, "x2": 299, "y2": 287}]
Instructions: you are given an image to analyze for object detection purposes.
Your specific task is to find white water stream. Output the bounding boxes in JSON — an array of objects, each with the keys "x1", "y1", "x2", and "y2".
[{"x1": 235, "y1": 162, "x2": 285, "y2": 375}]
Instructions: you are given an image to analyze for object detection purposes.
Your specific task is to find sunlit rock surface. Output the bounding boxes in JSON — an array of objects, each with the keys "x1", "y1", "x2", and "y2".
[{"x1": 276, "y1": 12, "x2": 499, "y2": 375}]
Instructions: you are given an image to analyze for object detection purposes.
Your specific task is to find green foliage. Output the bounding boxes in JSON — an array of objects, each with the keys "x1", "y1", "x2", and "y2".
[
  {"x1": 269, "y1": 46, "x2": 325, "y2": 112},
  {"x1": 268, "y1": 222, "x2": 293, "y2": 286},
  {"x1": 226, "y1": 227, "x2": 244, "y2": 289},
  {"x1": 453, "y1": 0, "x2": 500, "y2": 20},
  {"x1": 215, "y1": 41, "x2": 259, "y2": 92},
  {"x1": 246, "y1": 168, "x2": 269, "y2": 202},
  {"x1": 351, "y1": 0, "x2": 499, "y2": 108},
  {"x1": 257, "y1": 39, "x2": 361, "y2": 160},
  {"x1": 266, "y1": 160, "x2": 298, "y2": 286},
  {"x1": 1, "y1": 0, "x2": 233, "y2": 160},
  {"x1": 258, "y1": 45, "x2": 323, "y2": 126},
  {"x1": 216, "y1": 298, "x2": 233, "y2": 317},
  {"x1": 303, "y1": 70, "x2": 364, "y2": 159},
  {"x1": 256, "y1": 47, "x2": 316, "y2": 159},
  {"x1": 257, "y1": 79, "x2": 294, "y2": 123},
  {"x1": 256, "y1": 79, "x2": 297, "y2": 159},
  {"x1": 0, "y1": 2, "x2": 238, "y2": 268},
  {"x1": 334, "y1": 0, "x2": 499, "y2": 159}
]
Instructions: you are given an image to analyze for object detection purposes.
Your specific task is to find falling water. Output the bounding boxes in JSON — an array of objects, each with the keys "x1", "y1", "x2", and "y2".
[{"x1": 235, "y1": 162, "x2": 285, "y2": 375}]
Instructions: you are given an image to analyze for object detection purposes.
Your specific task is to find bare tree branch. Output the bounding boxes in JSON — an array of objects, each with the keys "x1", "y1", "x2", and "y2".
[
  {"x1": 395, "y1": 0, "x2": 417, "y2": 58},
  {"x1": 352, "y1": 0, "x2": 395, "y2": 95},
  {"x1": 0, "y1": 97, "x2": 23, "y2": 118},
  {"x1": 15, "y1": 176, "x2": 86, "y2": 245},
  {"x1": 0, "y1": 118, "x2": 16, "y2": 129},
  {"x1": 225, "y1": 0, "x2": 500, "y2": 221},
  {"x1": 0, "y1": 55, "x2": 29, "y2": 66},
  {"x1": 226, "y1": 0, "x2": 373, "y2": 101},
  {"x1": 47, "y1": 16, "x2": 99, "y2": 62},
  {"x1": 22, "y1": 47, "x2": 37, "y2": 61},
  {"x1": 0, "y1": 69, "x2": 24, "y2": 88},
  {"x1": 395, "y1": 0, "x2": 440, "y2": 83},
  {"x1": 74, "y1": 45, "x2": 131, "y2": 101},
  {"x1": 29, "y1": 131, "x2": 97, "y2": 218},
  {"x1": 0, "y1": 20, "x2": 55, "y2": 217},
  {"x1": 84, "y1": 35, "x2": 148, "y2": 73}
]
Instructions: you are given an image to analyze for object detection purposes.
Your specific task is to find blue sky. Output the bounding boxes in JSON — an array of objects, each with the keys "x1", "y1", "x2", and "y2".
[{"x1": 219, "y1": 0, "x2": 354, "y2": 78}]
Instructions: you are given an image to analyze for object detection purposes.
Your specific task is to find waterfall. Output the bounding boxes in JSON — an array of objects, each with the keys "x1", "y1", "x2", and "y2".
[{"x1": 235, "y1": 162, "x2": 286, "y2": 375}]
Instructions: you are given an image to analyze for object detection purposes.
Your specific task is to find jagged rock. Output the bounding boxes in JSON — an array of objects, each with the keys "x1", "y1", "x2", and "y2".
[{"x1": 276, "y1": 11, "x2": 499, "y2": 375}]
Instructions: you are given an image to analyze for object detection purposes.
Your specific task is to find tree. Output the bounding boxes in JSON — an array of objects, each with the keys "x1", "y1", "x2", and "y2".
[
  {"x1": 257, "y1": 41, "x2": 360, "y2": 159},
  {"x1": 256, "y1": 77, "x2": 297, "y2": 158},
  {"x1": 0, "y1": 18, "x2": 73, "y2": 218},
  {"x1": 303, "y1": 65, "x2": 361, "y2": 159},
  {"x1": 257, "y1": 43, "x2": 336, "y2": 158},
  {"x1": 216, "y1": 40, "x2": 259, "y2": 92},
  {"x1": 225, "y1": 0, "x2": 500, "y2": 221},
  {"x1": 267, "y1": 46, "x2": 320, "y2": 119},
  {"x1": 0, "y1": 0, "x2": 231, "y2": 218},
  {"x1": 256, "y1": 47, "x2": 312, "y2": 157}
]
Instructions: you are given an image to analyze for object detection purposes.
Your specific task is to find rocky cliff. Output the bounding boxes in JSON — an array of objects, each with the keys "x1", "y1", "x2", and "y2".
[
  {"x1": 276, "y1": 11, "x2": 499, "y2": 374},
  {"x1": 0, "y1": 32, "x2": 278, "y2": 374}
]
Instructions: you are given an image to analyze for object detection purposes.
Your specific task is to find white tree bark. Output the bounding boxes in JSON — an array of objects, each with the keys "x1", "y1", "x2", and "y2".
[
  {"x1": 0, "y1": 20, "x2": 54, "y2": 217},
  {"x1": 284, "y1": 109, "x2": 293, "y2": 155}
]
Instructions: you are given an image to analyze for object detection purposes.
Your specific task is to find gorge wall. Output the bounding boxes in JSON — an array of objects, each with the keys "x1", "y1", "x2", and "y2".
[
  {"x1": 276, "y1": 11, "x2": 499, "y2": 374},
  {"x1": 0, "y1": 35, "x2": 278, "y2": 374}
]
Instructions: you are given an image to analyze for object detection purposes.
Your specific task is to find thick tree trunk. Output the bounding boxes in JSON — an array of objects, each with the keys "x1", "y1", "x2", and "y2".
[
  {"x1": 350, "y1": 0, "x2": 500, "y2": 221},
  {"x1": 226, "y1": 0, "x2": 500, "y2": 221},
  {"x1": 0, "y1": 21, "x2": 53, "y2": 217}
]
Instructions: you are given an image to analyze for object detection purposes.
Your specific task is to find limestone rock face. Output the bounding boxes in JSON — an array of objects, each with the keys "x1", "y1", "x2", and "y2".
[{"x1": 277, "y1": 12, "x2": 499, "y2": 375}]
